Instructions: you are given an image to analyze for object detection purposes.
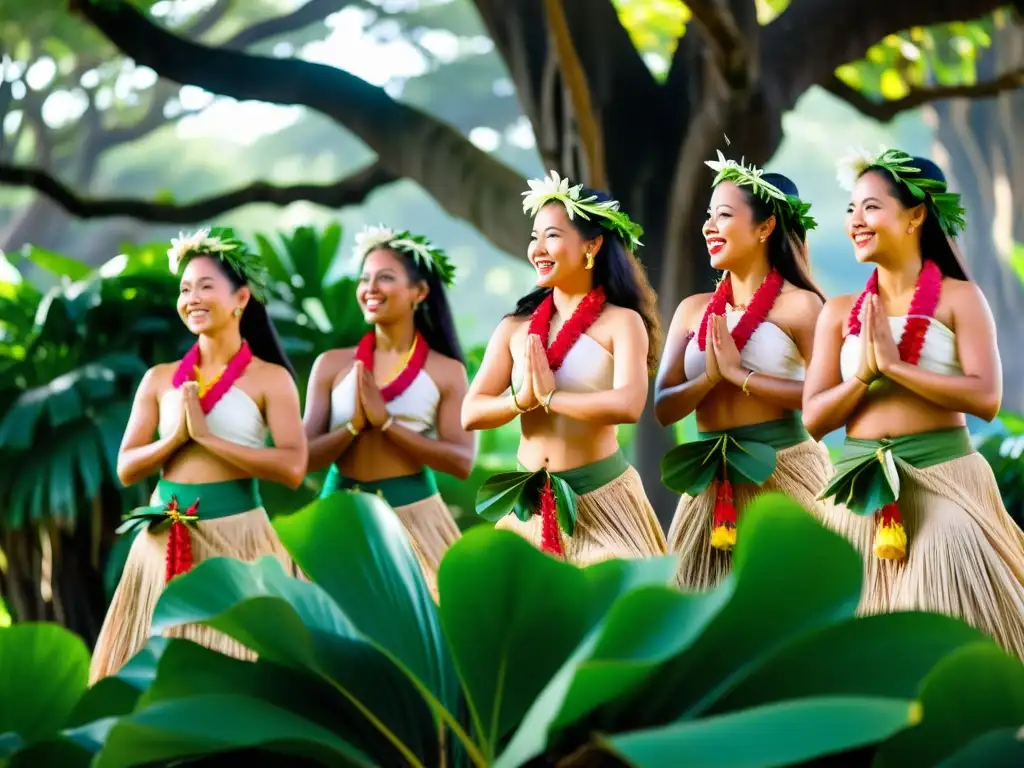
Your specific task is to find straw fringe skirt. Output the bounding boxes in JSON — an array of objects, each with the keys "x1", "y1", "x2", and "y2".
[
  {"x1": 819, "y1": 453, "x2": 1024, "y2": 659},
  {"x1": 393, "y1": 493, "x2": 461, "y2": 601},
  {"x1": 496, "y1": 465, "x2": 667, "y2": 564},
  {"x1": 668, "y1": 439, "x2": 833, "y2": 591},
  {"x1": 89, "y1": 508, "x2": 293, "y2": 684}
]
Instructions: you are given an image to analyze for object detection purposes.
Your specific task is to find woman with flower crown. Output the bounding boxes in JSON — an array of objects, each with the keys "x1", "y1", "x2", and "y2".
[
  {"x1": 805, "y1": 148, "x2": 1024, "y2": 658},
  {"x1": 463, "y1": 171, "x2": 667, "y2": 562},
  {"x1": 654, "y1": 153, "x2": 830, "y2": 591},
  {"x1": 90, "y1": 228, "x2": 308, "y2": 682},
  {"x1": 303, "y1": 226, "x2": 473, "y2": 598}
]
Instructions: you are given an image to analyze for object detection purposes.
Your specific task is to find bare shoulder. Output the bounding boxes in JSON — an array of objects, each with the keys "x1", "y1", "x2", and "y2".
[
  {"x1": 778, "y1": 285, "x2": 825, "y2": 314},
  {"x1": 603, "y1": 304, "x2": 646, "y2": 335},
  {"x1": 142, "y1": 362, "x2": 178, "y2": 395},
  {"x1": 250, "y1": 358, "x2": 299, "y2": 393},
  {"x1": 944, "y1": 277, "x2": 984, "y2": 304},
  {"x1": 501, "y1": 314, "x2": 531, "y2": 342},
  {"x1": 675, "y1": 292, "x2": 714, "y2": 327},
  {"x1": 819, "y1": 293, "x2": 859, "y2": 329},
  {"x1": 425, "y1": 349, "x2": 468, "y2": 386},
  {"x1": 311, "y1": 347, "x2": 355, "y2": 378}
]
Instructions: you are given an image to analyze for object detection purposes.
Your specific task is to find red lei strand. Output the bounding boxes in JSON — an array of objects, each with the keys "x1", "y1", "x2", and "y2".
[
  {"x1": 163, "y1": 496, "x2": 200, "y2": 582},
  {"x1": 690, "y1": 269, "x2": 785, "y2": 352},
  {"x1": 172, "y1": 341, "x2": 253, "y2": 413},
  {"x1": 539, "y1": 475, "x2": 562, "y2": 556},
  {"x1": 355, "y1": 331, "x2": 430, "y2": 403},
  {"x1": 528, "y1": 287, "x2": 607, "y2": 370},
  {"x1": 845, "y1": 260, "x2": 943, "y2": 367}
]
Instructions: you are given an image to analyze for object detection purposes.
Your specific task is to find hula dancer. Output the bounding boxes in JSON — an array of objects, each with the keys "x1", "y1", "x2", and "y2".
[
  {"x1": 805, "y1": 148, "x2": 1024, "y2": 658},
  {"x1": 303, "y1": 226, "x2": 472, "y2": 599},
  {"x1": 463, "y1": 171, "x2": 667, "y2": 562},
  {"x1": 655, "y1": 153, "x2": 829, "y2": 591},
  {"x1": 90, "y1": 229, "x2": 307, "y2": 682}
]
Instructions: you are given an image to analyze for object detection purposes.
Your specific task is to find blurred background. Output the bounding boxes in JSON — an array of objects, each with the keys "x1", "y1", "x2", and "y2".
[{"x1": 1, "y1": 0, "x2": 1022, "y2": 646}]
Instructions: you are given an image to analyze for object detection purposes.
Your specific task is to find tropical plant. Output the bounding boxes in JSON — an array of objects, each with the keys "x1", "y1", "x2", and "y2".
[
  {"x1": 977, "y1": 410, "x2": 1024, "y2": 531},
  {"x1": 3, "y1": 493, "x2": 1022, "y2": 767}
]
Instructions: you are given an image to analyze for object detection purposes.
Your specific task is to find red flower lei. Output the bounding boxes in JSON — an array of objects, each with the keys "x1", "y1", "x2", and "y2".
[
  {"x1": 355, "y1": 331, "x2": 430, "y2": 403},
  {"x1": 845, "y1": 259, "x2": 943, "y2": 562},
  {"x1": 526, "y1": 286, "x2": 607, "y2": 556},
  {"x1": 172, "y1": 340, "x2": 253, "y2": 413},
  {"x1": 688, "y1": 269, "x2": 785, "y2": 352}
]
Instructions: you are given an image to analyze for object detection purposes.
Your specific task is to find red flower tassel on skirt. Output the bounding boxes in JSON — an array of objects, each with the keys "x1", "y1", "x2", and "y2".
[
  {"x1": 163, "y1": 497, "x2": 200, "y2": 582},
  {"x1": 873, "y1": 502, "x2": 907, "y2": 560},
  {"x1": 539, "y1": 475, "x2": 564, "y2": 556},
  {"x1": 710, "y1": 479, "x2": 737, "y2": 551}
]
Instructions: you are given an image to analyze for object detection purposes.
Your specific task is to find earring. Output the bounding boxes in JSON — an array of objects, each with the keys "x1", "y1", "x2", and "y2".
[
  {"x1": 233, "y1": 307, "x2": 243, "y2": 318},
  {"x1": 584, "y1": 252, "x2": 594, "y2": 270},
  {"x1": 907, "y1": 225, "x2": 915, "y2": 234},
  {"x1": 760, "y1": 236, "x2": 766, "y2": 243}
]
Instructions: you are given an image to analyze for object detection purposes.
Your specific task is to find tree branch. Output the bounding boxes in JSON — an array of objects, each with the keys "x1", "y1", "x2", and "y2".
[
  {"x1": 77, "y1": 0, "x2": 528, "y2": 257},
  {"x1": 762, "y1": 0, "x2": 1009, "y2": 111},
  {"x1": 822, "y1": 68, "x2": 1024, "y2": 122},
  {"x1": 0, "y1": 161, "x2": 396, "y2": 222},
  {"x1": 223, "y1": 0, "x2": 364, "y2": 49},
  {"x1": 686, "y1": 0, "x2": 750, "y2": 84}
]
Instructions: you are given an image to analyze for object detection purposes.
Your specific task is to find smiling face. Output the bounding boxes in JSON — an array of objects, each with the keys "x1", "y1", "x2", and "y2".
[
  {"x1": 528, "y1": 202, "x2": 602, "y2": 289},
  {"x1": 701, "y1": 182, "x2": 775, "y2": 271},
  {"x1": 847, "y1": 170, "x2": 926, "y2": 264},
  {"x1": 356, "y1": 248, "x2": 428, "y2": 324},
  {"x1": 177, "y1": 255, "x2": 248, "y2": 335}
]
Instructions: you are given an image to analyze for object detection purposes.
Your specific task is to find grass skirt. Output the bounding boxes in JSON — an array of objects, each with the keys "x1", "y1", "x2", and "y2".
[
  {"x1": 819, "y1": 453, "x2": 1024, "y2": 659},
  {"x1": 392, "y1": 493, "x2": 461, "y2": 601},
  {"x1": 667, "y1": 439, "x2": 833, "y2": 591}
]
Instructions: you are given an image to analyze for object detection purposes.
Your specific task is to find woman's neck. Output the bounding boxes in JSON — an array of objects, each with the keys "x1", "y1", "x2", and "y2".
[
  {"x1": 876, "y1": 251, "x2": 924, "y2": 299},
  {"x1": 727, "y1": 257, "x2": 771, "y2": 306},
  {"x1": 198, "y1": 329, "x2": 244, "y2": 367},
  {"x1": 552, "y1": 283, "x2": 593, "y2": 318},
  {"x1": 374, "y1": 317, "x2": 417, "y2": 351}
]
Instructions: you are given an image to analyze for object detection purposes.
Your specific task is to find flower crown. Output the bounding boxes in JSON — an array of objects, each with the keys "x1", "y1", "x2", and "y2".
[
  {"x1": 836, "y1": 147, "x2": 967, "y2": 237},
  {"x1": 352, "y1": 225, "x2": 456, "y2": 288},
  {"x1": 705, "y1": 151, "x2": 817, "y2": 233},
  {"x1": 167, "y1": 227, "x2": 269, "y2": 303},
  {"x1": 521, "y1": 170, "x2": 644, "y2": 250}
]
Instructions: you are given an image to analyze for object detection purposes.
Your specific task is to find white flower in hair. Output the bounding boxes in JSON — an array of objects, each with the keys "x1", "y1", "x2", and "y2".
[
  {"x1": 352, "y1": 224, "x2": 398, "y2": 263},
  {"x1": 836, "y1": 146, "x2": 886, "y2": 191},
  {"x1": 390, "y1": 236, "x2": 435, "y2": 265},
  {"x1": 522, "y1": 169, "x2": 594, "y2": 218},
  {"x1": 167, "y1": 228, "x2": 234, "y2": 273}
]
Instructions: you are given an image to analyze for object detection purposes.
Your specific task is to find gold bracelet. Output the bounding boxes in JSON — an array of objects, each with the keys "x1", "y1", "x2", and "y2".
[
  {"x1": 855, "y1": 373, "x2": 872, "y2": 386},
  {"x1": 381, "y1": 415, "x2": 395, "y2": 432},
  {"x1": 741, "y1": 370, "x2": 756, "y2": 395},
  {"x1": 510, "y1": 392, "x2": 528, "y2": 414},
  {"x1": 541, "y1": 389, "x2": 556, "y2": 413},
  {"x1": 345, "y1": 421, "x2": 361, "y2": 437}
]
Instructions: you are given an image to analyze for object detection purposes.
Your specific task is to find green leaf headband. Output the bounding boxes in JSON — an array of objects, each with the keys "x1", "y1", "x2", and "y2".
[
  {"x1": 167, "y1": 227, "x2": 270, "y2": 303},
  {"x1": 836, "y1": 147, "x2": 967, "y2": 238},
  {"x1": 705, "y1": 151, "x2": 818, "y2": 233},
  {"x1": 352, "y1": 225, "x2": 456, "y2": 288},
  {"x1": 521, "y1": 170, "x2": 645, "y2": 250}
]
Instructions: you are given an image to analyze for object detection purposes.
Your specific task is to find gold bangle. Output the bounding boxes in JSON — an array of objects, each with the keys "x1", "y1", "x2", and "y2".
[
  {"x1": 345, "y1": 421, "x2": 360, "y2": 437},
  {"x1": 855, "y1": 373, "x2": 872, "y2": 386},
  {"x1": 741, "y1": 370, "x2": 756, "y2": 395},
  {"x1": 541, "y1": 389, "x2": 555, "y2": 412},
  {"x1": 510, "y1": 392, "x2": 528, "y2": 414},
  {"x1": 381, "y1": 415, "x2": 395, "y2": 432}
]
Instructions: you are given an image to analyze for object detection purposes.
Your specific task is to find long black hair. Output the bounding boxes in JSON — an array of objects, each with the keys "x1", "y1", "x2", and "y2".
[
  {"x1": 740, "y1": 173, "x2": 826, "y2": 301},
  {"x1": 859, "y1": 157, "x2": 970, "y2": 281},
  {"x1": 368, "y1": 248, "x2": 465, "y2": 365},
  {"x1": 508, "y1": 190, "x2": 662, "y2": 371},
  {"x1": 198, "y1": 254, "x2": 298, "y2": 380}
]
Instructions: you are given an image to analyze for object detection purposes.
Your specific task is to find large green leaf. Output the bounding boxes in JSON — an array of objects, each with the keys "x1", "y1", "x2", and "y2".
[
  {"x1": 875, "y1": 643, "x2": 1024, "y2": 767},
  {"x1": 274, "y1": 492, "x2": 459, "y2": 716},
  {"x1": 149, "y1": 556, "x2": 441, "y2": 765},
  {"x1": 606, "y1": 697, "x2": 919, "y2": 768},
  {"x1": 939, "y1": 728, "x2": 1024, "y2": 767},
  {"x1": 0, "y1": 624, "x2": 90, "y2": 744},
  {"x1": 438, "y1": 527, "x2": 676, "y2": 758},
  {"x1": 24, "y1": 246, "x2": 92, "y2": 281}
]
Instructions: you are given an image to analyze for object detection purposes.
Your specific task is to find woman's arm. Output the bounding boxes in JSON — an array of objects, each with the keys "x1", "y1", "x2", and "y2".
[
  {"x1": 725, "y1": 291, "x2": 824, "y2": 411},
  {"x1": 881, "y1": 282, "x2": 1002, "y2": 421},
  {"x1": 545, "y1": 311, "x2": 649, "y2": 425},
  {"x1": 653, "y1": 296, "x2": 716, "y2": 426},
  {"x1": 802, "y1": 297, "x2": 871, "y2": 440},
  {"x1": 303, "y1": 351, "x2": 358, "y2": 473},
  {"x1": 382, "y1": 360, "x2": 476, "y2": 479},
  {"x1": 117, "y1": 367, "x2": 188, "y2": 487},
  {"x1": 195, "y1": 366, "x2": 309, "y2": 489},
  {"x1": 461, "y1": 317, "x2": 525, "y2": 431}
]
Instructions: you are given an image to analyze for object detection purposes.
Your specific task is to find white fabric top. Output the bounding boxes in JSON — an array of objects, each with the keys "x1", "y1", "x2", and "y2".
[
  {"x1": 158, "y1": 386, "x2": 268, "y2": 448},
  {"x1": 511, "y1": 333, "x2": 614, "y2": 394},
  {"x1": 329, "y1": 367, "x2": 440, "y2": 436},
  {"x1": 683, "y1": 308, "x2": 805, "y2": 382},
  {"x1": 840, "y1": 316, "x2": 962, "y2": 379}
]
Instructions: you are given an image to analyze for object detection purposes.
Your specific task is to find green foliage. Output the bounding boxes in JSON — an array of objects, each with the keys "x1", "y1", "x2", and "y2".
[
  {"x1": 977, "y1": 412, "x2": 1024, "y2": 530},
  {"x1": 3, "y1": 493, "x2": 1020, "y2": 765}
]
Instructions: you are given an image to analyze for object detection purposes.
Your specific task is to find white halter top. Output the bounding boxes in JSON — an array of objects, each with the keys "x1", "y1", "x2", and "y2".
[
  {"x1": 511, "y1": 334, "x2": 614, "y2": 393},
  {"x1": 158, "y1": 387, "x2": 268, "y2": 448},
  {"x1": 840, "y1": 316, "x2": 962, "y2": 379},
  {"x1": 329, "y1": 367, "x2": 440, "y2": 436},
  {"x1": 683, "y1": 308, "x2": 805, "y2": 382}
]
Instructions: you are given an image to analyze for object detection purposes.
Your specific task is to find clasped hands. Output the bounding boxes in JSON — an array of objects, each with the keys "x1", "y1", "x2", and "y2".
[
  {"x1": 855, "y1": 294, "x2": 900, "y2": 385},
  {"x1": 346, "y1": 360, "x2": 392, "y2": 434},
  {"x1": 512, "y1": 334, "x2": 557, "y2": 413},
  {"x1": 703, "y1": 314, "x2": 749, "y2": 387}
]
